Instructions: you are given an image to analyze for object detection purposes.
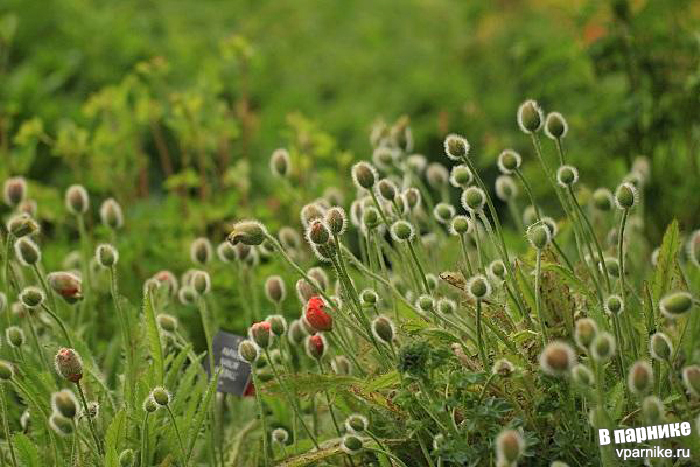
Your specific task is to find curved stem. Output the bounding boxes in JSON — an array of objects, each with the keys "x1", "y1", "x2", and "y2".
[
  {"x1": 407, "y1": 241, "x2": 430, "y2": 294},
  {"x1": 166, "y1": 406, "x2": 187, "y2": 467},
  {"x1": 76, "y1": 380, "x2": 103, "y2": 457},
  {"x1": 0, "y1": 384, "x2": 17, "y2": 467},
  {"x1": 476, "y1": 299, "x2": 488, "y2": 372},
  {"x1": 40, "y1": 303, "x2": 73, "y2": 347},
  {"x1": 534, "y1": 251, "x2": 548, "y2": 345}
]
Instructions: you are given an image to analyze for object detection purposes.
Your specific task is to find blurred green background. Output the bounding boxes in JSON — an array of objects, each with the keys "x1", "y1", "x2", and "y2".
[{"x1": 1, "y1": 0, "x2": 700, "y2": 315}]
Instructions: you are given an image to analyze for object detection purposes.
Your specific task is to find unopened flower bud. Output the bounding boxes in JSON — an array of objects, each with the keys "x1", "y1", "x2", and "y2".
[
  {"x1": 191, "y1": 270, "x2": 211, "y2": 295},
  {"x1": 650, "y1": 333, "x2": 672, "y2": 362},
  {"x1": 190, "y1": 237, "x2": 212, "y2": 265},
  {"x1": 437, "y1": 298, "x2": 456, "y2": 315},
  {"x1": 433, "y1": 203, "x2": 455, "y2": 224},
  {"x1": 65, "y1": 185, "x2": 89, "y2": 215},
  {"x1": 238, "y1": 340, "x2": 260, "y2": 363},
  {"x1": 426, "y1": 163, "x2": 448, "y2": 189},
  {"x1": 331, "y1": 355, "x2": 352, "y2": 375},
  {"x1": 449, "y1": 165, "x2": 473, "y2": 189},
  {"x1": 345, "y1": 414, "x2": 369, "y2": 433},
  {"x1": 287, "y1": 320, "x2": 306, "y2": 345},
  {"x1": 496, "y1": 429, "x2": 524, "y2": 463},
  {"x1": 628, "y1": 361, "x2": 653, "y2": 394},
  {"x1": 544, "y1": 112, "x2": 568, "y2": 140},
  {"x1": 341, "y1": 434, "x2": 363, "y2": 455},
  {"x1": 615, "y1": 182, "x2": 637, "y2": 210},
  {"x1": 178, "y1": 286, "x2": 197, "y2": 306},
  {"x1": 403, "y1": 188, "x2": 421, "y2": 211},
  {"x1": 592, "y1": 188, "x2": 613, "y2": 211},
  {"x1": 493, "y1": 359, "x2": 515, "y2": 377},
  {"x1": 55, "y1": 348, "x2": 83, "y2": 383},
  {"x1": 4, "y1": 177, "x2": 27, "y2": 206},
  {"x1": 444, "y1": 134, "x2": 469, "y2": 160},
  {"x1": 49, "y1": 413, "x2": 73, "y2": 437},
  {"x1": 151, "y1": 386, "x2": 171, "y2": 406},
  {"x1": 527, "y1": 222, "x2": 551, "y2": 250},
  {"x1": 19, "y1": 286, "x2": 44, "y2": 309},
  {"x1": 590, "y1": 332, "x2": 615, "y2": 362},
  {"x1": 142, "y1": 396, "x2": 158, "y2": 413},
  {"x1": 574, "y1": 318, "x2": 598, "y2": 350},
  {"x1": 305, "y1": 334, "x2": 327, "y2": 361},
  {"x1": 270, "y1": 148, "x2": 290, "y2": 177},
  {"x1": 99, "y1": 198, "x2": 123, "y2": 230},
  {"x1": 14, "y1": 237, "x2": 41, "y2": 266},
  {"x1": 119, "y1": 449, "x2": 135, "y2": 467},
  {"x1": 48, "y1": 272, "x2": 83, "y2": 304},
  {"x1": 371, "y1": 315, "x2": 395, "y2": 344},
  {"x1": 557, "y1": 165, "x2": 579, "y2": 187},
  {"x1": 306, "y1": 220, "x2": 330, "y2": 246},
  {"x1": 249, "y1": 322, "x2": 273, "y2": 349},
  {"x1": 352, "y1": 161, "x2": 377, "y2": 190},
  {"x1": 51, "y1": 389, "x2": 78, "y2": 418},
  {"x1": 495, "y1": 175, "x2": 518, "y2": 201},
  {"x1": 449, "y1": 215, "x2": 472, "y2": 236},
  {"x1": 467, "y1": 274, "x2": 491, "y2": 301},
  {"x1": 604, "y1": 294, "x2": 624, "y2": 315},
  {"x1": 517, "y1": 99, "x2": 544, "y2": 134},
  {"x1": 228, "y1": 221, "x2": 268, "y2": 246},
  {"x1": 642, "y1": 396, "x2": 664, "y2": 424},
  {"x1": 7, "y1": 214, "x2": 39, "y2": 238},
  {"x1": 0, "y1": 361, "x2": 13, "y2": 380},
  {"x1": 156, "y1": 314, "x2": 178, "y2": 333},
  {"x1": 362, "y1": 207, "x2": 380, "y2": 230},
  {"x1": 416, "y1": 294, "x2": 435, "y2": 313},
  {"x1": 5, "y1": 326, "x2": 24, "y2": 348},
  {"x1": 539, "y1": 341, "x2": 575, "y2": 376},
  {"x1": 325, "y1": 207, "x2": 347, "y2": 236},
  {"x1": 271, "y1": 428, "x2": 289, "y2": 445},
  {"x1": 376, "y1": 179, "x2": 397, "y2": 202},
  {"x1": 682, "y1": 365, "x2": 700, "y2": 397},
  {"x1": 488, "y1": 259, "x2": 506, "y2": 282},
  {"x1": 572, "y1": 364, "x2": 594, "y2": 388},
  {"x1": 659, "y1": 291, "x2": 693, "y2": 318},
  {"x1": 96, "y1": 243, "x2": 119, "y2": 268},
  {"x1": 390, "y1": 220, "x2": 415, "y2": 242},
  {"x1": 264, "y1": 275, "x2": 286, "y2": 304},
  {"x1": 266, "y1": 314, "x2": 287, "y2": 337},
  {"x1": 462, "y1": 186, "x2": 486, "y2": 212},
  {"x1": 497, "y1": 150, "x2": 521, "y2": 174}
]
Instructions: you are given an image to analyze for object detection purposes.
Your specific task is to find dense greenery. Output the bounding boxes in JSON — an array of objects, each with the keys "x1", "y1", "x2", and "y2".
[{"x1": 1, "y1": 0, "x2": 700, "y2": 466}]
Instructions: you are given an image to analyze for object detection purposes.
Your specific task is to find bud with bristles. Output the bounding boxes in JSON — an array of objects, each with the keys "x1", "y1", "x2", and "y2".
[
  {"x1": 331, "y1": 355, "x2": 352, "y2": 375},
  {"x1": 325, "y1": 207, "x2": 347, "y2": 236},
  {"x1": 615, "y1": 182, "x2": 637, "y2": 210},
  {"x1": 496, "y1": 429, "x2": 524, "y2": 464},
  {"x1": 495, "y1": 175, "x2": 518, "y2": 202},
  {"x1": 278, "y1": 227, "x2": 301, "y2": 251},
  {"x1": 556, "y1": 165, "x2": 579, "y2": 187},
  {"x1": 544, "y1": 112, "x2": 568, "y2": 140},
  {"x1": 229, "y1": 221, "x2": 268, "y2": 246},
  {"x1": 306, "y1": 220, "x2": 331, "y2": 246},
  {"x1": 403, "y1": 188, "x2": 421, "y2": 212},
  {"x1": 6, "y1": 326, "x2": 24, "y2": 348},
  {"x1": 287, "y1": 320, "x2": 306, "y2": 345},
  {"x1": 191, "y1": 270, "x2": 211, "y2": 295},
  {"x1": 4, "y1": 177, "x2": 27, "y2": 206},
  {"x1": 461, "y1": 186, "x2": 486, "y2": 212},
  {"x1": 628, "y1": 361, "x2": 653, "y2": 395},
  {"x1": 270, "y1": 148, "x2": 290, "y2": 177},
  {"x1": 426, "y1": 163, "x2": 448, "y2": 189},
  {"x1": 449, "y1": 165, "x2": 473, "y2": 189},
  {"x1": 467, "y1": 274, "x2": 491, "y2": 301},
  {"x1": 352, "y1": 161, "x2": 377, "y2": 190},
  {"x1": 178, "y1": 286, "x2": 197, "y2": 306},
  {"x1": 433, "y1": 203, "x2": 456, "y2": 224},
  {"x1": 682, "y1": 365, "x2": 700, "y2": 397},
  {"x1": 65, "y1": 185, "x2": 89, "y2": 215},
  {"x1": 49, "y1": 413, "x2": 73, "y2": 437},
  {"x1": 687, "y1": 230, "x2": 700, "y2": 268},
  {"x1": 119, "y1": 449, "x2": 135, "y2": 467},
  {"x1": 517, "y1": 99, "x2": 544, "y2": 134},
  {"x1": 444, "y1": 133, "x2": 469, "y2": 161},
  {"x1": 659, "y1": 291, "x2": 693, "y2": 319},
  {"x1": 359, "y1": 289, "x2": 378, "y2": 307},
  {"x1": 266, "y1": 314, "x2": 288, "y2": 337},
  {"x1": 604, "y1": 294, "x2": 624, "y2": 315},
  {"x1": 238, "y1": 340, "x2": 260, "y2": 363},
  {"x1": 497, "y1": 150, "x2": 522, "y2": 174},
  {"x1": 14, "y1": 237, "x2": 41, "y2": 266},
  {"x1": 449, "y1": 215, "x2": 472, "y2": 236},
  {"x1": 362, "y1": 207, "x2": 381, "y2": 231},
  {"x1": 590, "y1": 332, "x2": 615, "y2": 362},
  {"x1": 271, "y1": 428, "x2": 289, "y2": 445},
  {"x1": 539, "y1": 341, "x2": 575, "y2": 376},
  {"x1": 526, "y1": 222, "x2": 551, "y2": 250},
  {"x1": 372, "y1": 315, "x2": 395, "y2": 344},
  {"x1": 142, "y1": 395, "x2": 158, "y2": 413},
  {"x1": 416, "y1": 294, "x2": 435, "y2": 314},
  {"x1": 390, "y1": 220, "x2": 415, "y2": 242},
  {"x1": 48, "y1": 272, "x2": 82, "y2": 304},
  {"x1": 572, "y1": 364, "x2": 594, "y2": 389},
  {"x1": 437, "y1": 297, "x2": 457, "y2": 315},
  {"x1": 493, "y1": 359, "x2": 515, "y2": 377},
  {"x1": 307, "y1": 267, "x2": 329, "y2": 292},
  {"x1": 190, "y1": 237, "x2": 212, "y2": 265},
  {"x1": 426, "y1": 273, "x2": 438, "y2": 292},
  {"x1": 249, "y1": 322, "x2": 273, "y2": 349},
  {"x1": 55, "y1": 348, "x2": 83, "y2": 383},
  {"x1": 7, "y1": 214, "x2": 39, "y2": 238},
  {"x1": 51, "y1": 389, "x2": 79, "y2": 418},
  {"x1": 376, "y1": 179, "x2": 397, "y2": 203},
  {"x1": 642, "y1": 396, "x2": 664, "y2": 424},
  {"x1": 96, "y1": 243, "x2": 119, "y2": 268},
  {"x1": 345, "y1": 414, "x2": 369, "y2": 433},
  {"x1": 305, "y1": 334, "x2": 327, "y2": 361},
  {"x1": 407, "y1": 154, "x2": 427, "y2": 174},
  {"x1": 574, "y1": 319, "x2": 598, "y2": 350},
  {"x1": 99, "y1": 198, "x2": 123, "y2": 230},
  {"x1": 487, "y1": 259, "x2": 506, "y2": 283},
  {"x1": 0, "y1": 361, "x2": 13, "y2": 380},
  {"x1": 264, "y1": 276, "x2": 286, "y2": 304},
  {"x1": 19, "y1": 286, "x2": 44, "y2": 309},
  {"x1": 151, "y1": 386, "x2": 171, "y2": 406},
  {"x1": 650, "y1": 333, "x2": 672, "y2": 362},
  {"x1": 156, "y1": 314, "x2": 178, "y2": 333},
  {"x1": 592, "y1": 188, "x2": 613, "y2": 211},
  {"x1": 295, "y1": 279, "x2": 317, "y2": 303}
]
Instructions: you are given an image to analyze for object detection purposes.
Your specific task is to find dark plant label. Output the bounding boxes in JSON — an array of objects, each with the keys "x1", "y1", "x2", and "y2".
[{"x1": 206, "y1": 331, "x2": 252, "y2": 395}]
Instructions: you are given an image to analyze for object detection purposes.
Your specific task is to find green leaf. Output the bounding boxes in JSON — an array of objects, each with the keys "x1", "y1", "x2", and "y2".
[
  {"x1": 104, "y1": 409, "x2": 127, "y2": 467},
  {"x1": 363, "y1": 370, "x2": 400, "y2": 391},
  {"x1": 13, "y1": 432, "x2": 40, "y2": 467},
  {"x1": 652, "y1": 220, "x2": 681, "y2": 304},
  {"x1": 186, "y1": 369, "x2": 220, "y2": 462},
  {"x1": 143, "y1": 289, "x2": 164, "y2": 385}
]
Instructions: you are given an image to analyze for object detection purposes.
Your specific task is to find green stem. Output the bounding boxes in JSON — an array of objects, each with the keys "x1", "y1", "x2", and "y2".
[
  {"x1": 407, "y1": 241, "x2": 430, "y2": 294},
  {"x1": 0, "y1": 385, "x2": 17, "y2": 467},
  {"x1": 77, "y1": 380, "x2": 103, "y2": 457},
  {"x1": 110, "y1": 267, "x2": 135, "y2": 411},
  {"x1": 534, "y1": 251, "x2": 547, "y2": 345},
  {"x1": 140, "y1": 413, "x2": 149, "y2": 467},
  {"x1": 40, "y1": 303, "x2": 73, "y2": 347},
  {"x1": 476, "y1": 300, "x2": 488, "y2": 372},
  {"x1": 166, "y1": 406, "x2": 187, "y2": 467}
]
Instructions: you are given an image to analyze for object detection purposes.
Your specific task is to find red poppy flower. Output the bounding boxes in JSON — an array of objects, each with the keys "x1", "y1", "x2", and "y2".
[{"x1": 305, "y1": 297, "x2": 332, "y2": 332}]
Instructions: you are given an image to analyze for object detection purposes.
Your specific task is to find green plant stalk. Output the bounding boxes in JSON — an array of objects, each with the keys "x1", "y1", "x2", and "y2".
[
  {"x1": 369, "y1": 191, "x2": 391, "y2": 228},
  {"x1": 2, "y1": 233, "x2": 13, "y2": 328},
  {"x1": 617, "y1": 208, "x2": 636, "y2": 352},
  {"x1": 593, "y1": 360, "x2": 613, "y2": 467},
  {"x1": 0, "y1": 384, "x2": 17, "y2": 467},
  {"x1": 407, "y1": 240, "x2": 430, "y2": 294},
  {"x1": 458, "y1": 234, "x2": 474, "y2": 278},
  {"x1": 32, "y1": 264, "x2": 59, "y2": 327},
  {"x1": 27, "y1": 313, "x2": 48, "y2": 372},
  {"x1": 263, "y1": 349, "x2": 320, "y2": 450},
  {"x1": 76, "y1": 214, "x2": 92, "y2": 335},
  {"x1": 318, "y1": 363, "x2": 343, "y2": 439},
  {"x1": 471, "y1": 212, "x2": 485, "y2": 271},
  {"x1": 475, "y1": 299, "x2": 489, "y2": 371},
  {"x1": 76, "y1": 380, "x2": 103, "y2": 457},
  {"x1": 165, "y1": 405, "x2": 188, "y2": 467},
  {"x1": 140, "y1": 413, "x2": 150, "y2": 467},
  {"x1": 534, "y1": 251, "x2": 548, "y2": 345},
  {"x1": 109, "y1": 266, "x2": 135, "y2": 411},
  {"x1": 507, "y1": 199, "x2": 525, "y2": 233},
  {"x1": 40, "y1": 303, "x2": 73, "y2": 347},
  {"x1": 514, "y1": 169, "x2": 542, "y2": 222},
  {"x1": 197, "y1": 297, "x2": 215, "y2": 378},
  {"x1": 417, "y1": 434, "x2": 436, "y2": 467}
]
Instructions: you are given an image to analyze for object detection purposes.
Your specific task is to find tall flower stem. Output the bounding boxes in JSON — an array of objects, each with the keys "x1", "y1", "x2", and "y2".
[
  {"x1": 41, "y1": 303, "x2": 73, "y2": 347},
  {"x1": 458, "y1": 235, "x2": 473, "y2": 278},
  {"x1": 475, "y1": 299, "x2": 488, "y2": 372},
  {"x1": 617, "y1": 208, "x2": 637, "y2": 353},
  {"x1": 109, "y1": 266, "x2": 135, "y2": 411},
  {"x1": 197, "y1": 297, "x2": 215, "y2": 377},
  {"x1": 2, "y1": 233, "x2": 14, "y2": 328},
  {"x1": 534, "y1": 250, "x2": 547, "y2": 345},
  {"x1": 140, "y1": 413, "x2": 150, "y2": 467},
  {"x1": 250, "y1": 369, "x2": 269, "y2": 467},
  {"x1": 165, "y1": 406, "x2": 187, "y2": 467},
  {"x1": 76, "y1": 380, "x2": 103, "y2": 457},
  {"x1": 0, "y1": 384, "x2": 17, "y2": 467},
  {"x1": 406, "y1": 241, "x2": 430, "y2": 294},
  {"x1": 567, "y1": 187, "x2": 610, "y2": 292}
]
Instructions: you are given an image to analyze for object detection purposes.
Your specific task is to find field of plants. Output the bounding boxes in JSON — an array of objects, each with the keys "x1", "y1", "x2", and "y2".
[{"x1": 2, "y1": 0, "x2": 700, "y2": 466}]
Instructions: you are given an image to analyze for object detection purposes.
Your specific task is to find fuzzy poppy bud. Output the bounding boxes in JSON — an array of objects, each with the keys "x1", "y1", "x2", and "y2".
[
  {"x1": 376, "y1": 179, "x2": 397, "y2": 202},
  {"x1": 229, "y1": 221, "x2": 268, "y2": 246},
  {"x1": 496, "y1": 429, "x2": 524, "y2": 464},
  {"x1": 305, "y1": 297, "x2": 333, "y2": 332},
  {"x1": 271, "y1": 428, "x2": 289, "y2": 445},
  {"x1": 682, "y1": 365, "x2": 700, "y2": 397},
  {"x1": 264, "y1": 276, "x2": 286, "y2": 304},
  {"x1": 444, "y1": 134, "x2": 469, "y2": 161},
  {"x1": 341, "y1": 434, "x2": 363, "y2": 455},
  {"x1": 437, "y1": 298, "x2": 456, "y2": 315},
  {"x1": 99, "y1": 198, "x2": 123, "y2": 230},
  {"x1": 142, "y1": 395, "x2": 158, "y2": 413},
  {"x1": 571, "y1": 364, "x2": 594, "y2": 388},
  {"x1": 6, "y1": 326, "x2": 24, "y2": 348},
  {"x1": 360, "y1": 288, "x2": 378, "y2": 307},
  {"x1": 574, "y1": 319, "x2": 598, "y2": 350},
  {"x1": 497, "y1": 150, "x2": 521, "y2": 174},
  {"x1": 390, "y1": 220, "x2": 415, "y2": 242},
  {"x1": 449, "y1": 165, "x2": 473, "y2": 189},
  {"x1": 449, "y1": 215, "x2": 472, "y2": 235},
  {"x1": 249, "y1": 322, "x2": 273, "y2": 349},
  {"x1": 488, "y1": 260, "x2": 506, "y2": 282},
  {"x1": 403, "y1": 188, "x2": 421, "y2": 211},
  {"x1": 331, "y1": 356, "x2": 352, "y2": 375},
  {"x1": 7, "y1": 214, "x2": 39, "y2": 238},
  {"x1": 433, "y1": 203, "x2": 455, "y2": 224},
  {"x1": 55, "y1": 348, "x2": 83, "y2": 383},
  {"x1": 48, "y1": 272, "x2": 83, "y2": 304},
  {"x1": 154, "y1": 270, "x2": 178, "y2": 296},
  {"x1": 191, "y1": 270, "x2": 211, "y2": 295},
  {"x1": 590, "y1": 332, "x2": 615, "y2": 362},
  {"x1": 308, "y1": 268, "x2": 329, "y2": 292},
  {"x1": 615, "y1": 182, "x2": 637, "y2": 210},
  {"x1": 544, "y1": 112, "x2": 568, "y2": 140},
  {"x1": 151, "y1": 387, "x2": 170, "y2": 406},
  {"x1": 306, "y1": 220, "x2": 330, "y2": 246},
  {"x1": 416, "y1": 295, "x2": 435, "y2": 313},
  {"x1": 65, "y1": 185, "x2": 89, "y2": 215},
  {"x1": 527, "y1": 222, "x2": 551, "y2": 250},
  {"x1": 642, "y1": 396, "x2": 664, "y2": 424},
  {"x1": 0, "y1": 361, "x2": 13, "y2": 380},
  {"x1": 345, "y1": 414, "x2": 369, "y2": 433},
  {"x1": 539, "y1": 341, "x2": 575, "y2": 376},
  {"x1": 351, "y1": 161, "x2": 377, "y2": 190},
  {"x1": 178, "y1": 286, "x2": 197, "y2": 306},
  {"x1": 305, "y1": 334, "x2": 327, "y2": 361},
  {"x1": 495, "y1": 175, "x2": 518, "y2": 202},
  {"x1": 287, "y1": 320, "x2": 306, "y2": 345},
  {"x1": 362, "y1": 207, "x2": 380, "y2": 231},
  {"x1": 461, "y1": 186, "x2": 486, "y2": 212},
  {"x1": 628, "y1": 361, "x2": 653, "y2": 395},
  {"x1": 278, "y1": 227, "x2": 301, "y2": 251},
  {"x1": 649, "y1": 333, "x2": 672, "y2": 362},
  {"x1": 604, "y1": 294, "x2": 624, "y2": 315},
  {"x1": 51, "y1": 389, "x2": 78, "y2": 418},
  {"x1": 119, "y1": 449, "x2": 135, "y2": 467},
  {"x1": 325, "y1": 207, "x2": 347, "y2": 236},
  {"x1": 556, "y1": 165, "x2": 578, "y2": 187},
  {"x1": 266, "y1": 314, "x2": 288, "y2": 337},
  {"x1": 270, "y1": 148, "x2": 290, "y2": 177},
  {"x1": 19, "y1": 286, "x2": 44, "y2": 309},
  {"x1": 592, "y1": 188, "x2": 613, "y2": 211},
  {"x1": 96, "y1": 243, "x2": 119, "y2": 268},
  {"x1": 238, "y1": 340, "x2": 260, "y2": 363},
  {"x1": 49, "y1": 413, "x2": 73, "y2": 437},
  {"x1": 189, "y1": 237, "x2": 212, "y2": 265},
  {"x1": 467, "y1": 274, "x2": 491, "y2": 301},
  {"x1": 426, "y1": 163, "x2": 448, "y2": 189},
  {"x1": 371, "y1": 315, "x2": 395, "y2": 344},
  {"x1": 14, "y1": 237, "x2": 41, "y2": 266},
  {"x1": 602, "y1": 257, "x2": 619, "y2": 278},
  {"x1": 4, "y1": 177, "x2": 27, "y2": 206},
  {"x1": 156, "y1": 314, "x2": 178, "y2": 334},
  {"x1": 517, "y1": 99, "x2": 544, "y2": 134},
  {"x1": 493, "y1": 359, "x2": 515, "y2": 377},
  {"x1": 659, "y1": 291, "x2": 693, "y2": 318}
]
